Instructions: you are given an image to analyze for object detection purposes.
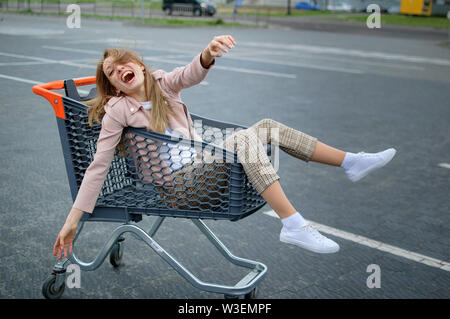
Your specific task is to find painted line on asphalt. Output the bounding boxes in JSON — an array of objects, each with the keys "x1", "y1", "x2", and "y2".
[
  {"x1": 0, "y1": 73, "x2": 42, "y2": 85},
  {"x1": 0, "y1": 59, "x2": 95, "y2": 67},
  {"x1": 438, "y1": 163, "x2": 450, "y2": 169},
  {"x1": 167, "y1": 41, "x2": 364, "y2": 74},
  {"x1": 64, "y1": 38, "x2": 155, "y2": 46},
  {"x1": 41, "y1": 45, "x2": 98, "y2": 55},
  {"x1": 263, "y1": 209, "x2": 450, "y2": 272},
  {"x1": 143, "y1": 55, "x2": 296, "y2": 78},
  {"x1": 229, "y1": 50, "x2": 425, "y2": 71},
  {"x1": 38, "y1": 46, "x2": 210, "y2": 85},
  {"x1": 0, "y1": 61, "x2": 52, "y2": 66},
  {"x1": 240, "y1": 42, "x2": 450, "y2": 67},
  {"x1": 227, "y1": 56, "x2": 363, "y2": 74},
  {"x1": 0, "y1": 73, "x2": 89, "y2": 95},
  {"x1": 168, "y1": 40, "x2": 450, "y2": 67},
  {"x1": 0, "y1": 51, "x2": 97, "y2": 70},
  {"x1": 42, "y1": 45, "x2": 297, "y2": 79}
]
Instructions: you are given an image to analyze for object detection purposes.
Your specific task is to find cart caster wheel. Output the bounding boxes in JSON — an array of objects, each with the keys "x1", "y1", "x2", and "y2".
[
  {"x1": 224, "y1": 294, "x2": 240, "y2": 299},
  {"x1": 244, "y1": 288, "x2": 258, "y2": 299},
  {"x1": 42, "y1": 274, "x2": 65, "y2": 299},
  {"x1": 109, "y1": 241, "x2": 123, "y2": 267}
]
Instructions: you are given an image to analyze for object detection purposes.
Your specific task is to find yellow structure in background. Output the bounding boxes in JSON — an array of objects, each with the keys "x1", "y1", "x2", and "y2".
[{"x1": 400, "y1": 0, "x2": 433, "y2": 16}]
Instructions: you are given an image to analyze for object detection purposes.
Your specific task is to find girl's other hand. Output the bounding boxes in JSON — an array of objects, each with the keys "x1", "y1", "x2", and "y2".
[{"x1": 53, "y1": 208, "x2": 84, "y2": 260}]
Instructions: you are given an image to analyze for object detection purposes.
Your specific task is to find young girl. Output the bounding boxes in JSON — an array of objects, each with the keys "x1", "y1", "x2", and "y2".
[{"x1": 53, "y1": 35, "x2": 396, "y2": 259}]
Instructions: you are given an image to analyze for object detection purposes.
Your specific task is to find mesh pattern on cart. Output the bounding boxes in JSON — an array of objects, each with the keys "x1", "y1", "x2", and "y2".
[{"x1": 62, "y1": 98, "x2": 265, "y2": 220}]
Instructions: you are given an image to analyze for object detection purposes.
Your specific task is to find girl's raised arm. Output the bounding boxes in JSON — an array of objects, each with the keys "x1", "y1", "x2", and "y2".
[{"x1": 161, "y1": 35, "x2": 236, "y2": 94}]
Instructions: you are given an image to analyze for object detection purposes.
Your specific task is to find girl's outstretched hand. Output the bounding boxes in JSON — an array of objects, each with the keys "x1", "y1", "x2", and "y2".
[
  {"x1": 201, "y1": 35, "x2": 236, "y2": 67},
  {"x1": 53, "y1": 208, "x2": 84, "y2": 260},
  {"x1": 205, "y1": 35, "x2": 236, "y2": 58}
]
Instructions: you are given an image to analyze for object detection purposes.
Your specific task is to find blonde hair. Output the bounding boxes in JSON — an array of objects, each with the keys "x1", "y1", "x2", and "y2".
[{"x1": 86, "y1": 48, "x2": 170, "y2": 133}]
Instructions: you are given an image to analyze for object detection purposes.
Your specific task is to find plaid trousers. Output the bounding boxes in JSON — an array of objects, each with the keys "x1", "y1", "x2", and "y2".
[
  {"x1": 156, "y1": 118, "x2": 317, "y2": 210},
  {"x1": 221, "y1": 118, "x2": 318, "y2": 194}
]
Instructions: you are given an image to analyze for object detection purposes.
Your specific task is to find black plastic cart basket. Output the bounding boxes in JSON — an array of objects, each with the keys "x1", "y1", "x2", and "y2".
[{"x1": 33, "y1": 77, "x2": 273, "y2": 299}]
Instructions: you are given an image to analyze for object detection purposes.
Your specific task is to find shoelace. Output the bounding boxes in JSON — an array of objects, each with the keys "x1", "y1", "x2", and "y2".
[
  {"x1": 358, "y1": 151, "x2": 379, "y2": 159},
  {"x1": 303, "y1": 224, "x2": 325, "y2": 242}
]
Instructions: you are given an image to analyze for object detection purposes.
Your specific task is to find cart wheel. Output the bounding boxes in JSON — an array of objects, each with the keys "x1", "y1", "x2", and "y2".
[
  {"x1": 224, "y1": 294, "x2": 240, "y2": 299},
  {"x1": 244, "y1": 288, "x2": 258, "y2": 299},
  {"x1": 109, "y1": 241, "x2": 123, "y2": 267},
  {"x1": 42, "y1": 274, "x2": 65, "y2": 299}
]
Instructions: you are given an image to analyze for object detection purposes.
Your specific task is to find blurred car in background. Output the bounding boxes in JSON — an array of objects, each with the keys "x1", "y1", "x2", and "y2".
[
  {"x1": 163, "y1": 0, "x2": 217, "y2": 16},
  {"x1": 294, "y1": 1, "x2": 320, "y2": 10},
  {"x1": 326, "y1": 2, "x2": 353, "y2": 12}
]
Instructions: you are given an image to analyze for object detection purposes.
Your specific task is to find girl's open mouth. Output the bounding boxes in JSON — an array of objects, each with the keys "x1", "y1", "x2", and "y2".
[{"x1": 121, "y1": 71, "x2": 135, "y2": 84}]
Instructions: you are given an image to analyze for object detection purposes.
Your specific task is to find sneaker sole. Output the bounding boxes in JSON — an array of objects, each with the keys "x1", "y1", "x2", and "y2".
[
  {"x1": 349, "y1": 148, "x2": 396, "y2": 182},
  {"x1": 280, "y1": 234, "x2": 340, "y2": 254}
]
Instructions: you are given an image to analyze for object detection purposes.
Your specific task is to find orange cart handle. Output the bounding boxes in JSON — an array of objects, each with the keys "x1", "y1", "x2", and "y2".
[{"x1": 32, "y1": 76, "x2": 96, "y2": 119}]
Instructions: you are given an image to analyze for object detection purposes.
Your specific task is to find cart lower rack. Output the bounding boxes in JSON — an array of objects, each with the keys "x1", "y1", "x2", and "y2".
[{"x1": 33, "y1": 77, "x2": 271, "y2": 299}]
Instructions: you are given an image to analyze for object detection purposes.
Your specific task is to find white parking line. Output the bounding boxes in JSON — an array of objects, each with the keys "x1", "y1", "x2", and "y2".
[
  {"x1": 240, "y1": 42, "x2": 450, "y2": 67},
  {"x1": 0, "y1": 59, "x2": 95, "y2": 67},
  {"x1": 0, "y1": 52, "x2": 56, "y2": 63},
  {"x1": 0, "y1": 73, "x2": 89, "y2": 95},
  {"x1": 0, "y1": 73, "x2": 42, "y2": 85},
  {"x1": 0, "y1": 61, "x2": 51, "y2": 66},
  {"x1": 230, "y1": 50, "x2": 425, "y2": 71},
  {"x1": 39, "y1": 47, "x2": 210, "y2": 85},
  {"x1": 263, "y1": 209, "x2": 450, "y2": 272},
  {"x1": 0, "y1": 52, "x2": 208, "y2": 91},
  {"x1": 223, "y1": 55, "x2": 364, "y2": 74},
  {"x1": 41, "y1": 45, "x2": 99, "y2": 55},
  {"x1": 42, "y1": 45, "x2": 297, "y2": 79},
  {"x1": 167, "y1": 41, "x2": 363, "y2": 74},
  {"x1": 0, "y1": 52, "x2": 97, "y2": 70},
  {"x1": 147, "y1": 56, "x2": 297, "y2": 78},
  {"x1": 168, "y1": 40, "x2": 450, "y2": 68},
  {"x1": 438, "y1": 163, "x2": 450, "y2": 169}
]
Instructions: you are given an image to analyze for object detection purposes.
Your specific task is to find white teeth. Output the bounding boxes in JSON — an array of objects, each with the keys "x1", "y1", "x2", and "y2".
[{"x1": 121, "y1": 71, "x2": 133, "y2": 82}]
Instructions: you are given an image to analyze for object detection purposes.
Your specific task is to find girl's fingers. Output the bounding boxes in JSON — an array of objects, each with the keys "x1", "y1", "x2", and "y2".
[
  {"x1": 212, "y1": 41, "x2": 228, "y2": 53},
  {"x1": 226, "y1": 35, "x2": 236, "y2": 46},
  {"x1": 57, "y1": 246, "x2": 62, "y2": 260},
  {"x1": 58, "y1": 238, "x2": 64, "y2": 260},
  {"x1": 207, "y1": 35, "x2": 236, "y2": 58},
  {"x1": 209, "y1": 42, "x2": 228, "y2": 57},
  {"x1": 217, "y1": 36, "x2": 234, "y2": 49},
  {"x1": 53, "y1": 238, "x2": 59, "y2": 256},
  {"x1": 213, "y1": 35, "x2": 236, "y2": 50}
]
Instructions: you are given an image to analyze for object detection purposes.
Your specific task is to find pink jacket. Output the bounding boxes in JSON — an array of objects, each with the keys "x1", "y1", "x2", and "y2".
[{"x1": 73, "y1": 53, "x2": 214, "y2": 214}]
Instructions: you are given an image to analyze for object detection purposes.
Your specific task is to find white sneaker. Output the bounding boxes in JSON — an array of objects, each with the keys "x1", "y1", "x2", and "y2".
[
  {"x1": 280, "y1": 223, "x2": 340, "y2": 254},
  {"x1": 346, "y1": 148, "x2": 396, "y2": 182}
]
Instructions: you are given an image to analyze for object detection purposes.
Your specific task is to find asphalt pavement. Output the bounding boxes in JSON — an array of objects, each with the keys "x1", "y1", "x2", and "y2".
[{"x1": 0, "y1": 12, "x2": 449, "y2": 299}]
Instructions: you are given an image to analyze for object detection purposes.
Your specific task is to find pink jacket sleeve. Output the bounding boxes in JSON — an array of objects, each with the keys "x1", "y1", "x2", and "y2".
[
  {"x1": 72, "y1": 106, "x2": 126, "y2": 214},
  {"x1": 160, "y1": 53, "x2": 215, "y2": 94}
]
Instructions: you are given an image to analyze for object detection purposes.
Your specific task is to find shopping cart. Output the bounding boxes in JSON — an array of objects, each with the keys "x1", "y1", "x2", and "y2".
[{"x1": 33, "y1": 77, "x2": 272, "y2": 299}]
